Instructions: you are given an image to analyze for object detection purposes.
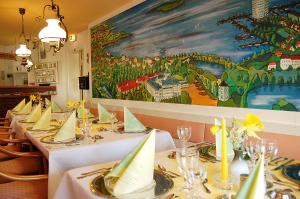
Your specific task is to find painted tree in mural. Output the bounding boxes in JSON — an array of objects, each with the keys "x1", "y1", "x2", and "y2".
[{"x1": 91, "y1": 0, "x2": 300, "y2": 112}]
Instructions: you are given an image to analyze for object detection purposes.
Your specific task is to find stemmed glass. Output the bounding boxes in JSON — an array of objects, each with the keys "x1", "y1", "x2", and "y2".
[
  {"x1": 110, "y1": 112, "x2": 117, "y2": 132},
  {"x1": 176, "y1": 148, "x2": 200, "y2": 191},
  {"x1": 245, "y1": 139, "x2": 258, "y2": 169},
  {"x1": 177, "y1": 126, "x2": 192, "y2": 148}
]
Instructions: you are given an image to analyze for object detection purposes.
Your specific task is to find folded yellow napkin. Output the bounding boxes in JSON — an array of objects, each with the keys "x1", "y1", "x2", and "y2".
[
  {"x1": 97, "y1": 104, "x2": 111, "y2": 123},
  {"x1": 45, "y1": 98, "x2": 51, "y2": 107},
  {"x1": 17, "y1": 101, "x2": 32, "y2": 115},
  {"x1": 104, "y1": 130, "x2": 156, "y2": 195},
  {"x1": 235, "y1": 156, "x2": 265, "y2": 199},
  {"x1": 124, "y1": 107, "x2": 146, "y2": 132},
  {"x1": 25, "y1": 103, "x2": 42, "y2": 123},
  {"x1": 12, "y1": 99, "x2": 26, "y2": 112},
  {"x1": 32, "y1": 106, "x2": 52, "y2": 130},
  {"x1": 53, "y1": 111, "x2": 76, "y2": 142}
]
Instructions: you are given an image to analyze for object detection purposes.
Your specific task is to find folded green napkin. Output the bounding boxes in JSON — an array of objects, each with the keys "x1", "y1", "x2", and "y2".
[
  {"x1": 25, "y1": 103, "x2": 42, "y2": 123},
  {"x1": 77, "y1": 107, "x2": 94, "y2": 118},
  {"x1": 17, "y1": 101, "x2": 32, "y2": 115},
  {"x1": 53, "y1": 111, "x2": 76, "y2": 142},
  {"x1": 105, "y1": 130, "x2": 156, "y2": 195},
  {"x1": 12, "y1": 99, "x2": 26, "y2": 112},
  {"x1": 32, "y1": 106, "x2": 52, "y2": 130},
  {"x1": 45, "y1": 98, "x2": 63, "y2": 113},
  {"x1": 98, "y1": 104, "x2": 111, "y2": 123},
  {"x1": 124, "y1": 107, "x2": 146, "y2": 132},
  {"x1": 236, "y1": 156, "x2": 265, "y2": 199}
]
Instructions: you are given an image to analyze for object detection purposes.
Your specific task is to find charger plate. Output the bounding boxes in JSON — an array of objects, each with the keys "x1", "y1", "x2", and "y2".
[
  {"x1": 40, "y1": 134, "x2": 84, "y2": 144},
  {"x1": 116, "y1": 127, "x2": 153, "y2": 134},
  {"x1": 27, "y1": 125, "x2": 59, "y2": 132},
  {"x1": 18, "y1": 119, "x2": 35, "y2": 123},
  {"x1": 282, "y1": 163, "x2": 300, "y2": 185},
  {"x1": 90, "y1": 170, "x2": 173, "y2": 199}
]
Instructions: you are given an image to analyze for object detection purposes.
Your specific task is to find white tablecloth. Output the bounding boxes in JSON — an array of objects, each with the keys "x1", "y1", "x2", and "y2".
[
  {"x1": 57, "y1": 148, "x2": 300, "y2": 199},
  {"x1": 8, "y1": 111, "x2": 175, "y2": 199}
]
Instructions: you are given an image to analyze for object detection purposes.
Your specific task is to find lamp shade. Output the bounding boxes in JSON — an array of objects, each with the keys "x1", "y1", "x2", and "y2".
[
  {"x1": 15, "y1": 44, "x2": 31, "y2": 57},
  {"x1": 39, "y1": 19, "x2": 66, "y2": 43}
]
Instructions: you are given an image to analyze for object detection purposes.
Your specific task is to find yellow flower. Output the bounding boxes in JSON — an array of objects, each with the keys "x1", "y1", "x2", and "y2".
[
  {"x1": 244, "y1": 114, "x2": 264, "y2": 129},
  {"x1": 240, "y1": 114, "x2": 264, "y2": 139},
  {"x1": 67, "y1": 101, "x2": 76, "y2": 108},
  {"x1": 30, "y1": 95, "x2": 36, "y2": 101},
  {"x1": 36, "y1": 95, "x2": 41, "y2": 101},
  {"x1": 210, "y1": 125, "x2": 221, "y2": 135}
]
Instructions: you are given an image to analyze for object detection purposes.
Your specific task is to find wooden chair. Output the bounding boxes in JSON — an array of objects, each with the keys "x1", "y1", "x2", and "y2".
[
  {"x1": 0, "y1": 148, "x2": 46, "y2": 184},
  {"x1": 0, "y1": 118, "x2": 10, "y2": 127},
  {"x1": 0, "y1": 170, "x2": 48, "y2": 199}
]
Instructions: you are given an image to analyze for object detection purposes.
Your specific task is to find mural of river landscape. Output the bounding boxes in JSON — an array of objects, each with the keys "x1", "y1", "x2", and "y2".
[{"x1": 91, "y1": 0, "x2": 300, "y2": 112}]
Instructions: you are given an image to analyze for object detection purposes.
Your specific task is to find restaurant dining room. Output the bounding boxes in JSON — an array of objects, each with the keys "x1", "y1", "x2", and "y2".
[{"x1": 0, "y1": 0, "x2": 300, "y2": 198}]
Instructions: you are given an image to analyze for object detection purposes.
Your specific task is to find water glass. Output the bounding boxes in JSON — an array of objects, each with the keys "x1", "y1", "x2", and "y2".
[
  {"x1": 245, "y1": 139, "x2": 258, "y2": 169},
  {"x1": 110, "y1": 112, "x2": 117, "y2": 132},
  {"x1": 177, "y1": 126, "x2": 192, "y2": 147},
  {"x1": 176, "y1": 148, "x2": 199, "y2": 190}
]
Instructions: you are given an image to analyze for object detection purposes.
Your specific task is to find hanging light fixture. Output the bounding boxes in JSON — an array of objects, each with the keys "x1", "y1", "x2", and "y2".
[
  {"x1": 15, "y1": 8, "x2": 31, "y2": 57},
  {"x1": 38, "y1": 0, "x2": 68, "y2": 52}
]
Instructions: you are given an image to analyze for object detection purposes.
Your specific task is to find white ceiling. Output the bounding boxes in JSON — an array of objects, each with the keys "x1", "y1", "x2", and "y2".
[{"x1": 0, "y1": 0, "x2": 135, "y2": 45}]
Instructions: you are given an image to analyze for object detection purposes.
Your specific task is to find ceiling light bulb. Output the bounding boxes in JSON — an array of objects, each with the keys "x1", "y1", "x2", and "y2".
[
  {"x1": 39, "y1": 19, "x2": 66, "y2": 43},
  {"x1": 15, "y1": 44, "x2": 31, "y2": 57}
]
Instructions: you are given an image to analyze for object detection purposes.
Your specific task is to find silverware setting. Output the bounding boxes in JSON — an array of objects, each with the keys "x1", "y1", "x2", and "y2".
[
  {"x1": 77, "y1": 167, "x2": 111, "y2": 179},
  {"x1": 269, "y1": 157, "x2": 288, "y2": 166},
  {"x1": 272, "y1": 159, "x2": 294, "y2": 171},
  {"x1": 157, "y1": 164, "x2": 180, "y2": 178},
  {"x1": 202, "y1": 178, "x2": 211, "y2": 194}
]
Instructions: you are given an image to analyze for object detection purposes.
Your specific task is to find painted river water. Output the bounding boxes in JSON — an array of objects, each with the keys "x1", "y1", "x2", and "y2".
[{"x1": 247, "y1": 85, "x2": 300, "y2": 111}]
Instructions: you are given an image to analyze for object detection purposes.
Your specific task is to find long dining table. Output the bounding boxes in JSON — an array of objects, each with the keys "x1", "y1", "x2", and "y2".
[
  {"x1": 55, "y1": 144, "x2": 300, "y2": 199},
  {"x1": 6, "y1": 110, "x2": 176, "y2": 199}
]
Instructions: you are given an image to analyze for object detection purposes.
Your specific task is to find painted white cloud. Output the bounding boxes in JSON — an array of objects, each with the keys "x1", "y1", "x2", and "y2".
[{"x1": 250, "y1": 95, "x2": 288, "y2": 105}]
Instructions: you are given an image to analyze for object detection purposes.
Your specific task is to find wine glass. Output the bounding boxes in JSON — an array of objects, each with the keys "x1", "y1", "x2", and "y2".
[
  {"x1": 177, "y1": 126, "x2": 192, "y2": 147},
  {"x1": 245, "y1": 139, "x2": 258, "y2": 169},
  {"x1": 176, "y1": 148, "x2": 199, "y2": 190},
  {"x1": 110, "y1": 112, "x2": 117, "y2": 132}
]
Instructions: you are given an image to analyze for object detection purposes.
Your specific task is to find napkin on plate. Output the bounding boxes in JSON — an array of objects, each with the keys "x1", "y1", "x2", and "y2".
[
  {"x1": 77, "y1": 107, "x2": 94, "y2": 118},
  {"x1": 235, "y1": 156, "x2": 265, "y2": 199},
  {"x1": 124, "y1": 107, "x2": 146, "y2": 132},
  {"x1": 53, "y1": 111, "x2": 76, "y2": 142},
  {"x1": 32, "y1": 106, "x2": 52, "y2": 130},
  {"x1": 214, "y1": 118, "x2": 234, "y2": 160},
  {"x1": 17, "y1": 100, "x2": 32, "y2": 115},
  {"x1": 12, "y1": 99, "x2": 26, "y2": 112},
  {"x1": 98, "y1": 104, "x2": 111, "y2": 123},
  {"x1": 24, "y1": 103, "x2": 42, "y2": 123},
  {"x1": 45, "y1": 98, "x2": 63, "y2": 113},
  {"x1": 104, "y1": 130, "x2": 156, "y2": 195}
]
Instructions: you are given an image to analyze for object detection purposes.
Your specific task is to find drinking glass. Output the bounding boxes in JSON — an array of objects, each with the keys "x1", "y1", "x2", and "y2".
[
  {"x1": 177, "y1": 126, "x2": 192, "y2": 147},
  {"x1": 245, "y1": 139, "x2": 258, "y2": 169},
  {"x1": 110, "y1": 112, "x2": 117, "y2": 132},
  {"x1": 176, "y1": 148, "x2": 199, "y2": 190}
]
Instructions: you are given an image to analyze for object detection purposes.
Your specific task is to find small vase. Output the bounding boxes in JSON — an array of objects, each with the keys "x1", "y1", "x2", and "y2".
[{"x1": 230, "y1": 149, "x2": 249, "y2": 183}]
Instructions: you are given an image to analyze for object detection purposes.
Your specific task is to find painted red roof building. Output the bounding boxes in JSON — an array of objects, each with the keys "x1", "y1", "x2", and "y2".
[{"x1": 117, "y1": 71, "x2": 162, "y2": 93}]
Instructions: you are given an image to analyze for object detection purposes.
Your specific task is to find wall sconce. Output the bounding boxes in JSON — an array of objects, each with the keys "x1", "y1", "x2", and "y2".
[
  {"x1": 38, "y1": 0, "x2": 68, "y2": 53},
  {"x1": 15, "y1": 8, "x2": 31, "y2": 57}
]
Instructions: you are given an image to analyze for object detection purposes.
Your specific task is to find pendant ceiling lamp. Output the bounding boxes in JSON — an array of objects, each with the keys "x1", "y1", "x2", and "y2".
[
  {"x1": 15, "y1": 8, "x2": 31, "y2": 57},
  {"x1": 38, "y1": 0, "x2": 68, "y2": 52}
]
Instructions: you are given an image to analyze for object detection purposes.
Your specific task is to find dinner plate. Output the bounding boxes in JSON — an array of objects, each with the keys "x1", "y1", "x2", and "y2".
[
  {"x1": 40, "y1": 134, "x2": 84, "y2": 144},
  {"x1": 90, "y1": 170, "x2": 173, "y2": 199},
  {"x1": 18, "y1": 119, "x2": 35, "y2": 123},
  {"x1": 116, "y1": 127, "x2": 153, "y2": 134},
  {"x1": 92, "y1": 119, "x2": 118, "y2": 124},
  {"x1": 27, "y1": 125, "x2": 59, "y2": 132},
  {"x1": 282, "y1": 163, "x2": 300, "y2": 185}
]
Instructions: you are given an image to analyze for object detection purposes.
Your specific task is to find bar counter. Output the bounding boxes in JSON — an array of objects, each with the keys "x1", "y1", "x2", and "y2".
[{"x1": 0, "y1": 86, "x2": 56, "y2": 117}]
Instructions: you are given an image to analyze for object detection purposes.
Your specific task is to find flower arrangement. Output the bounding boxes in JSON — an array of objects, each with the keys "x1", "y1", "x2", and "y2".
[
  {"x1": 66, "y1": 100, "x2": 83, "y2": 109},
  {"x1": 211, "y1": 114, "x2": 264, "y2": 151},
  {"x1": 30, "y1": 94, "x2": 42, "y2": 103}
]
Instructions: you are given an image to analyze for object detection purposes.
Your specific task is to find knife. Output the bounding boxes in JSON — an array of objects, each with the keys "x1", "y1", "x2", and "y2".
[
  {"x1": 272, "y1": 159, "x2": 294, "y2": 171},
  {"x1": 270, "y1": 156, "x2": 282, "y2": 163}
]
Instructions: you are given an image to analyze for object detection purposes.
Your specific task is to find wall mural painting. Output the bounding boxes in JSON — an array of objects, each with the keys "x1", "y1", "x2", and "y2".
[{"x1": 91, "y1": 0, "x2": 300, "y2": 112}]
